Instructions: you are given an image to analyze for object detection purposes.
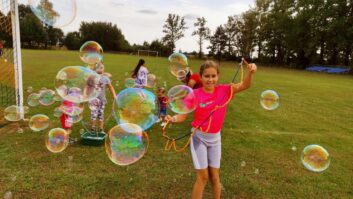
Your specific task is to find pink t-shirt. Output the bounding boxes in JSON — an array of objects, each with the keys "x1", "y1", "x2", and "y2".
[{"x1": 191, "y1": 84, "x2": 233, "y2": 133}]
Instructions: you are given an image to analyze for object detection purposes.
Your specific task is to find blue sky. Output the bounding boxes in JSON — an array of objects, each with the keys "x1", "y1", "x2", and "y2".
[{"x1": 20, "y1": 0, "x2": 255, "y2": 52}]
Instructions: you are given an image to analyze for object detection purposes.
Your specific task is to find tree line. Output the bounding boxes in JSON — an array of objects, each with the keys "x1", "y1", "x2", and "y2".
[{"x1": 0, "y1": 1, "x2": 352, "y2": 69}]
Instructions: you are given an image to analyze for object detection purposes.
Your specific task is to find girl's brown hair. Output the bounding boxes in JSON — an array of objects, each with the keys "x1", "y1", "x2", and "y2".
[{"x1": 199, "y1": 60, "x2": 219, "y2": 76}]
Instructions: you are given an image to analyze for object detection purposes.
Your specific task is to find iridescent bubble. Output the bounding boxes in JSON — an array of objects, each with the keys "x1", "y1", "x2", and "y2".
[
  {"x1": 17, "y1": 128, "x2": 24, "y2": 134},
  {"x1": 291, "y1": 146, "x2": 297, "y2": 152},
  {"x1": 45, "y1": 128, "x2": 69, "y2": 153},
  {"x1": 53, "y1": 92, "x2": 62, "y2": 102},
  {"x1": 124, "y1": 78, "x2": 135, "y2": 88},
  {"x1": 27, "y1": 93, "x2": 40, "y2": 107},
  {"x1": 26, "y1": 86, "x2": 33, "y2": 93},
  {"x1": 55, "y1": 66, "x2": 101, "y2": 103},
  {"x1": 4, "y1": 105, "x2": 22, "y2": 122},
  {"x1": 168, "y1": 52, "x2": 188, "y2": 77},
  {"x1": 72, "y1": 113, "x2": 83, "y2": 123},
  {"x1": 146, "y1": 74, "x2": 156, "y2": 88},
  {"x1": 79, "y1": 41, "x2": 103, "y2": 65},
  {"x1": 260, "y1": 90, "x2": 279, "y2": 110},
  {"x1": 23, "y1": 106, "x2": 30, "y2": 114},
  {"x1": 29, "y1": 114, "x2": 50, "y2": 131},
  {"x1": 29, "y1": 0, "x2": 76, "y2": 28},
  {"x1": 105, "y1": 123, "x2": 148, "y2": 166},
  {"x1": 59, "y1": 100, "x2": 83, "y2": 116},
  {"x1": 115, "y1": 88, "x2": 157, "y2": 131},
  {"x1": 167, "y1": 85, "x2": 196, "y2": 114},
  {"x1": 176, "y1": 69, "x2": 187, "y2": 81},
  {"x1": 301, "y1": 144, "x2": 330, "y2": 172},
  {"x1": 39, "y1": 89, "x2": 55, "y2": 106},
  {"x1": 53, "y1": 107, "x2": 62, "y2": 118}
]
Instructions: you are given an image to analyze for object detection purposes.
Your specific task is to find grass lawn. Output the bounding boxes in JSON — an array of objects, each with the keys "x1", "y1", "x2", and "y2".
[{"x1": 1, "y1": 49, "x2": 353, "y2": 198}]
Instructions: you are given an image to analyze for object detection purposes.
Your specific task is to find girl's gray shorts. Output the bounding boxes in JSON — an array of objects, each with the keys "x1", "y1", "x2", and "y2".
[{"x1": 190, "y1": 128, "x2": 221, "y2": 169}]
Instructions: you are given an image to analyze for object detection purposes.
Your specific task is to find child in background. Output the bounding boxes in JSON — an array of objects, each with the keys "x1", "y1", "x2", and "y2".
[
  {"x1": 156, "y1": 87, "x2": 168, "y2": 126},
  {"x1": 165, "y1": 60, "x2": 257, "y2": 199},
  {"x1": 89, "y1": 62, "x2": 116, "y2": 133},
  {"x1": 59, "y1": 100, "x2": 75, "y2": 143},
  {"x1": 131, "y1": 59, "x2": 149, "y2": 88}
]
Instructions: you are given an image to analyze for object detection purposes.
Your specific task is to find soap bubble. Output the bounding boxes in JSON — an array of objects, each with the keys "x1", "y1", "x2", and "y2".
[{"x1": 105, "y1": 123, "x2": 148, "y2": 166}]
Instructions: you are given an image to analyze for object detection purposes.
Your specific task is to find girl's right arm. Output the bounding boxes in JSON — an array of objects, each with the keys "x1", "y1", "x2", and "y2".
[{"x1": 165, "y1": 114, "x2": 188, "y2": 123}]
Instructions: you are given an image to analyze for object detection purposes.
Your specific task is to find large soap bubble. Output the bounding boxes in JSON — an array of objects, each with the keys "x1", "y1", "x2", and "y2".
[
  {"x1": 29, "y1": 0, "x2": 76, "y2": 28},
  {"x1": 168, "y1": 85, "x2": 196, "y2": 114},
  {"x1": 45, "y1": 128, "x2": 69, "y2": 153},
  {"x1": 168, "y1": 52, "x2": 188, "y2": 77},
  {"x1": 260, "y1": 90, "x2": 279, "y2": 110},
  {"x1": 115, "y1": 88, "x2": 157, "y2": 131},
  {"x1": 301, "y1": 144, "x2": 330, "y2": 172},
  {"x1": 55, "y1": 66, "x2": 101, "y2": 103},
  {"x1": 79, "y1": 41, "x2": 103, "y2": 65},
  {"x1": 105, "y1": 123, "x2": 148, "y2": 166}
]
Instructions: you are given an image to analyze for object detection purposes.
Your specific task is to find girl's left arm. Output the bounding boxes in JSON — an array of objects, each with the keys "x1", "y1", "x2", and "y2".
[
  {"x1": 231, "y1": 63, "x2": 257, "y2": 95},
  {"x1": 108, "y1": 83, "x2": 117, "y2": 99}
]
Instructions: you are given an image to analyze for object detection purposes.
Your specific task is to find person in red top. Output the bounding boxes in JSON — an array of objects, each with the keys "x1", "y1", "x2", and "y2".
[
  {"x1": 179, "y1": 68, "x2": 203, "y2": 89},
  {"x1": 60, "y1": 100, "x2": 74, "y2": 134}
]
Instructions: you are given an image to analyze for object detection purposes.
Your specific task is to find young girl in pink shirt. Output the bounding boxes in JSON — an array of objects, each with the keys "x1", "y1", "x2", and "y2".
[{"x1": 165, "y1": 60, "x2": 257, "y2": 199}]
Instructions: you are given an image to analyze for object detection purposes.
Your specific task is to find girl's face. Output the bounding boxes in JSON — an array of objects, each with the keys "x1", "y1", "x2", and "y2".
[{"x1": 201, "y1": 67, "x2": 219, "y2": 92}]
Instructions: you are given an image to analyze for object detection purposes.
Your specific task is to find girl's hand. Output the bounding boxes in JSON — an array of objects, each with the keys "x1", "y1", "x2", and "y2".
[
  {"x1": 165, "y1": 115, "x2": 173, "y2": 122},
  {"x1": 247, "y1": 63, "x2": 257, "y2": 74}
]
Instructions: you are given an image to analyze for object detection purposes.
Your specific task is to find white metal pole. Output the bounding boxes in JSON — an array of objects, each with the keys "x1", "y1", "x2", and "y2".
[{"x1": 11, "y1": 0, "x2": 24, "y2": 119}]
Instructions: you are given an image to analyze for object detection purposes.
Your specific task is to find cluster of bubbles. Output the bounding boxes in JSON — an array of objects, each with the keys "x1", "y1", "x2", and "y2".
[
  {"x1": 301, "y1": 144, "x2": 330, "y2": 172},
  {"x1": 105, "y1": 123, "x2": 147, "y2": 166},
  {"x1": 28, "y1": 0, "x2": 76, "y2": 28},
  {"x1": 115, "y1": 88, "x2": 157, "y2": 131},
  {"x1": 27, "y1": 88, "x2": 60, "y2": 107}
]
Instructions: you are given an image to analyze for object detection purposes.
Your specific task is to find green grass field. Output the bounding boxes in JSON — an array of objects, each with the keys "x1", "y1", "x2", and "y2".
[{"x1": 1, "y1": 49, "x2": 353, "y2": 198}]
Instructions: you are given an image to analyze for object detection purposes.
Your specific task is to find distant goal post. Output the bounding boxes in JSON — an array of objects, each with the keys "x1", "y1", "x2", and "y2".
[{"x1": 137, "y1": 50, "x2": 159, "y2": 57}]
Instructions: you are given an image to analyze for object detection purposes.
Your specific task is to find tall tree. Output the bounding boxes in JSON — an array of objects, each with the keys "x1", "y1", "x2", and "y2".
[
  {"x1": 64, "y1": 31, "x2": 81, "y2": 50},
  {"x1": 237, "y1": 9, "x2": 258, "y2": 59},
  {"x1": 79, "y1": 21, "x2": 130, "y2": 51},
  {"x1": 45, "y1": 26, "x2": 64, "y2": 47},
  {"x1": 162, "y1": 14, "x2": 187, "y2": 52},
  {"x1": 208, "y1": 25, "x2": 227, "y2": 62},
  {"x1": 223, "y1": 15, "x2": 239, "y2": 59},
  {"x1": 192, "y1": 17, "x2": 210, "y2": 58}
]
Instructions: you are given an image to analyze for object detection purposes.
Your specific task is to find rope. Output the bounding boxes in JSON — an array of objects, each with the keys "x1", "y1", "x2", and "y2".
[{"x1": 162, "y1": 58, "x2": 249, "y2": 152}]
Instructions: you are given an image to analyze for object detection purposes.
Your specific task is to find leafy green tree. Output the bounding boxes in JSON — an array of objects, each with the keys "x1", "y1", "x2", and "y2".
[
  {"x1": 192, "y1": 17, "x2": 210, "y2": 58},
  {"x1": 64, "y1": 31, "x2": 81, "y2": 50},
  {"x1": 208, "y1": 25, "x2": 227, "y2": 61},
  {"x1": 162, "y1": 14, "x2": 187, "y2": 52},
  {"x1": 79, "y1": 21, "x2": 131, "y2": 51}
]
